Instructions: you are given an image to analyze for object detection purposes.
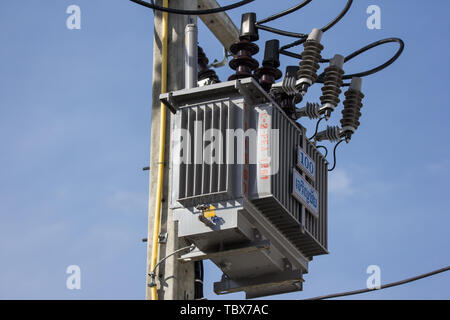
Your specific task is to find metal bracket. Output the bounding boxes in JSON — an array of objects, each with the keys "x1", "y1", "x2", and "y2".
[
  {"x1": 214, "y1": 269, "x2": 303, "y2": 299},
  {"x1": 234, "y1": 78, "x2": 267, "y2": 106},
  {"x1": 158, "y1": 232, "x2": 168, "y2": 244},
  {"x1": 179, "y1": 240, "x2": 271, "y2": 262},
  {"x1": 208, "y1": 47, "x2": 229, "y2": 69},
  {"x1": 159, "y1": 92, "x2": 178, "y2": 114},
  {"x1": 147, "y1": 273, "x2": 157, "y2": 287}
]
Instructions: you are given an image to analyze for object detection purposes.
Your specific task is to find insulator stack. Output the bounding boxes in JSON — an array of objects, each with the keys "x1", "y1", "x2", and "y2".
[
  {"x1": 315, "y1": 125, "x2": 341, "y2": 143},
  {"x1": 296, "y1": 29, "x2": 324, "y2": 93},
  {"x1": 320, "y1": 54, "x2": 345, "y2": 117},
  {"x1": 295, "y1": 102, "x2": 321, "y2": 120},
  {"x1": 255, "y1": 40, "x2": 282, "y2": 92},
  {"x1": 341, "y1": 77, "x2": 364, "y2": 139},
  {"x1": 198, "y1": 46, "x2": 219, "y2": 84},
  {"x1": 271, "y1": 66, "x2": 301, "y2": 118},
  {"x1": 282, "y1": 66, "x2": 299, "y2": 96},
  {"x1": 228, "y1": 13, "x2": 260, "y2": 81}
]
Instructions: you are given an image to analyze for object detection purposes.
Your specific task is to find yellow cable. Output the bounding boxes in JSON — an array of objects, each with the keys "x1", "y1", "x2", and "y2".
[{"x1": 150, "y1": 0, "x2": 169, "y2": 301}]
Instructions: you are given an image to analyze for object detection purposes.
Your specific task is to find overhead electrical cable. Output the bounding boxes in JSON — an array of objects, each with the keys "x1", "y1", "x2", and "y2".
[
  {"x1": 257, "y1": 0, "x2": 353, "y2": 39},
  {"x1": 278, "y1": 0, "x2": 353, "y2": 57},
  {"x1": 304, "y1": 266, "x2": 450, "y2": 300},
  {"x1": 129, "y1": 0, "x2": 254, "y2": 15}
]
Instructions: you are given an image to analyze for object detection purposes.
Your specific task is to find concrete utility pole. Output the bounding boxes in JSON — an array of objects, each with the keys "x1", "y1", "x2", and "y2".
[
  {"x1": 145, "y1": 0, "x2": 239, "y2": 300},
  {"x1": 145, "y1": 0, "x2": 197, "y2": 300}
]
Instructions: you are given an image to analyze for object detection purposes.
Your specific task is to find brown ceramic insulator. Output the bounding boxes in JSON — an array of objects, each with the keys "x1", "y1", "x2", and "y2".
[
  {"x1": 320, "y1": 65, "x2": 344, "y2": 107},
  {"x1": 297, "y1": 40, "x2": 324, "y2": 84},
  {"x1": 255, "y1": 66, "x2": 282, "y2": 92},
  {"x1": 340, "y1": 89, "x2": 365, "y2": 131},
  {"x1": 228, "y1": 40, "x2": 259, "y2": 81},
  {"x1": 254, "y1": 39, "x2": 282, "y2": 91}
]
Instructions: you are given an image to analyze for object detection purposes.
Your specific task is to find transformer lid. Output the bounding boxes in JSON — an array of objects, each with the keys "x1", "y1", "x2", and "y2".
[{"x1": 160, "y1": 77, "x2": 272, "y2": 113}]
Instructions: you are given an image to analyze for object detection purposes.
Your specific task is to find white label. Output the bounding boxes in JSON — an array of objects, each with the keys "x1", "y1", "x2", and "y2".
[
  {"x1": 292, "y1": 170, "x2": 319, "y2": 216},
  {"x1": 297, "y1": 146, "x2": 315, "y2": 180}
]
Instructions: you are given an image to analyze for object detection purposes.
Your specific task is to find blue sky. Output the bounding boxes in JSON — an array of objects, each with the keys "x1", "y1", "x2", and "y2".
[{"x1": 0, "y1": 0, "x2": 449, "y2": 300}]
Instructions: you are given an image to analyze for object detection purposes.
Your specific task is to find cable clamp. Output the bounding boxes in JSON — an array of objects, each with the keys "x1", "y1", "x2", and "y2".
[
  {"x1": 148, "y1": 273, "x2": 157, "y2": 288},
  {"x1": 158, "y1": 232, "x2": 168, "y2": 244}
]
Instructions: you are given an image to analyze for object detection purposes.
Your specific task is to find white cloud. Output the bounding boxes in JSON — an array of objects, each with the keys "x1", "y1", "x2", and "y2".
[{"x1": 329, "y1": 169, "x2": 354, "y2": 196}]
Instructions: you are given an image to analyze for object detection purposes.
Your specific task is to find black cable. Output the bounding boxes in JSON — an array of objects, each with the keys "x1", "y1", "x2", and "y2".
[
  {"x1": 200, "y1": 260, "x2": 204, "y2": 282},
  {"x1": 279, "y1": 49, "x2": 303, "y2": 60},
  {"x1": 317, "y1": 38, "x2": 405, "y2": 83},
  {"x1": 129, "y1": 0, "x2": 254, "y2": 15},
  {"x1": 342, "y1": 37, "x2": 405, "y2": 80},
  {"x1": 328, "y1": 139, "x2": 345, "y2": 172},
  {"x1": 316, "y1": 145, "x2": 328, "y2": 157},
  {"x1": 257, "y1": 0, "x2": 353, "y2": 40},
  {"x1": 257, "y1": 0, "x2": 313, "y2": 24},
  {"x1": 200, "y1": 260, "x2": 204, "y2": 297},
  {"x1": 279, "y1": 38, "x2": 306, "y2": 59},
  {"x1": 277, "y1": 0, "x2": 353, "y2": 58},
  {"x1": 321, "y1": 0, "x2": 353, "y2": 32},
  {"x1": 255, "y1": 0, "x2": 312, "y2": 38},
  {"x1": 308, "y1": 117, "x2": 325, "y2": 140},
  {"x1": 304, "y1": 266, "x2": 450, "y2": 300},
  {"x1": 281, "y1": 38, "x2": 307, "y2": 50},
  {"x1": 255, "y1": 25, "x2": 308, "y2": 39},
  {"x1": 150, "y1": 0, "x2": 155, "y2": 12},
  {"x1": 194, "y1": 261, "x2": 204, "y2": 299}
]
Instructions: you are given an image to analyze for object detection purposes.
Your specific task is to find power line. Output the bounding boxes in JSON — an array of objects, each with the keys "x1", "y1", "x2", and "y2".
[
  {"x1": 304, "y1": 266, "x2": 450, "y2": 300},
  {"x1": 256, "y1": 0, "x2": 353, "y2": 39},
  {"x1": 256, "y1": 0, "x2": 312, "y2": 25},
  {"x1": 129, "y1": 0, "x2": 254, "y2": 15}
]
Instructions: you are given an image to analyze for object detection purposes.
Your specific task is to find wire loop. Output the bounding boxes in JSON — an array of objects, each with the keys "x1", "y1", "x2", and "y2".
[
  {"x1": 317, "y1": 38, "x2": 405, "y2": 83},
  {"x1": 328, "y1": 139, "x2": 345, "y2": 172}
]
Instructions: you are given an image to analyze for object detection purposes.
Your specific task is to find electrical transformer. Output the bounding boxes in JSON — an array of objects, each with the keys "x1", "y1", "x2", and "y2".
[{"x1": 161, "y1": 77, "x2": 328, "y2": 299}]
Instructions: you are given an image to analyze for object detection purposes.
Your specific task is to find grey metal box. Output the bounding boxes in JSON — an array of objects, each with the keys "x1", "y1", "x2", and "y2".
[{"x1": 161, "y1": 78, "x2": 328, "y2": 298}]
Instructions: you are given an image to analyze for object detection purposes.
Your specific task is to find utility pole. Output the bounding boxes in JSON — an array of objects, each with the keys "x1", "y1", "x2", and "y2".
[
  {"x1": 145, "y1": 0, "x2": 198, "y2": 300},
  {"x1": 145, "y1": 0, "x2": 239, "y2": 300}
]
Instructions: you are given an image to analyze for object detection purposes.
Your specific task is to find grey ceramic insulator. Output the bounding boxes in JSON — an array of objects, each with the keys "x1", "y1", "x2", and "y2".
[
  {"x1": 349, "y1": 77, "x2": 362, "y2": 92},
  {"x1": 330, "y1": 54, "x2": 345, "y2": 69},
  {"x1": 307, "y1": 28, "x2": 323, "y2": 42}
]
